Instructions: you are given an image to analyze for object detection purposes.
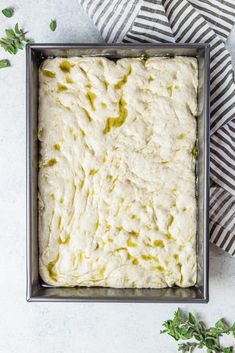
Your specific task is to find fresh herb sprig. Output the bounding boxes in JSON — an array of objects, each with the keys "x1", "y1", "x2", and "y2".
[
  {"x1": 161, "y1": 309, "x2": 235, "y2": 353},
  {"x1": 0, "y1": 23, "x2": 31, "y2": 55}
]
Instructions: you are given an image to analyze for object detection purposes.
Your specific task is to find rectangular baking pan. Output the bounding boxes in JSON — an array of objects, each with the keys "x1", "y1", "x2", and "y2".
[{"x1": 26, "y1": 43, "x2": 210, "y2": 302}]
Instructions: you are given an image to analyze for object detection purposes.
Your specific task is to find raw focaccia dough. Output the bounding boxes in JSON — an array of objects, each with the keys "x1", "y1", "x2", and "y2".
[{"x1": 38, "y1": 56, "x2": 198, "y2": 288}]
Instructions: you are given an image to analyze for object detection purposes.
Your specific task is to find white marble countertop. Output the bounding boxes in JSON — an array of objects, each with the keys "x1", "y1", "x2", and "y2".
[{"x1": 0, "y1": 1, "x2": 234, "y2": 352}]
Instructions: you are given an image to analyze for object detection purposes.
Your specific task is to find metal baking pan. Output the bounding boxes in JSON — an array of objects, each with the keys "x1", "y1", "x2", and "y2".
[{"x1": 26, "y1": 43, "x2": 210, "y2": 302}]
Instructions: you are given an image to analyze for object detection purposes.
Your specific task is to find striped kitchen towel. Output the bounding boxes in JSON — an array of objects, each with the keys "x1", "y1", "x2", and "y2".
[{"x1": 79, "y1": 0, "x2": 235, "y2": 256}]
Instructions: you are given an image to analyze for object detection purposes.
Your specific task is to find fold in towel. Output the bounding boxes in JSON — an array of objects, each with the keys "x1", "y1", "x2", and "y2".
[{"x1": 79, "y1": 0, "x2": 235, "y2": 256}]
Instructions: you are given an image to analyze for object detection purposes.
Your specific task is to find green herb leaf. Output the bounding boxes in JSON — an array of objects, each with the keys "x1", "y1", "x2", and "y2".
[
  {"x1": 0, "y1": 23, "x2": 32, "y2": 55},
  {"x1": 0, "y1": 59, "x2": 11, "y2": 69},
  {"x1": 15, "y1": 23, "x2": 20, "y2": 34},
  {"x1": 215, "y1": 319, "x2": 230, "y2": 331},
  {"x1": 2, "y1": 7, "x2": 14, "y2": 18},
  {"x1": 188, "y1": 313, "x2": 197, "y2": 325},
  {"x1": 5, "y1": 29, "x2": 15, "y2": 39},
  {"x1": 179, "y1": 342, "x2": 197, "y2": 353},
  {"x1": 50, "y1": 20, "x2": 57, "y2": 32},
  {"x1": 224, "y1": 347, "x2": 233, "y2": 353},
  {"x1": 231, "y1": 323, "x2": 235, "y2": 338}
]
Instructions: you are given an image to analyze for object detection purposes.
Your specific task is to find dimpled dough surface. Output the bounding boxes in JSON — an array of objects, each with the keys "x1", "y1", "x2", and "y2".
[{"x1": 38, "y1": 56, "x2": 198, "y2": 288}]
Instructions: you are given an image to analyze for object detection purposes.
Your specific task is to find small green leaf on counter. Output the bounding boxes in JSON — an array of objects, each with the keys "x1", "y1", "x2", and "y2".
[
  {"x1": 231, "y1": 323, "x2": 235, "y2": 337},
  {"x1": 0, "y1": 23, "x2": 32, "y2": 55},
  {"x1": 50, "y1": 20, "x2": 57, "y2": 32},
  {"x1": 5, "y1": 29, "x2": 15, "y2": 39},
  {"x1": 15, "y1": 23, "x2": 20, "y2": 34},
  {"x1": 224, "y1": 348, "x2": 233, "y2": 353},
  {"x1": 161, "y1": 308, "x2": 235, "y2": 353},
  {"x1": 0, "y1": 59, "x2": 11, "y2": 69},
  {"x1": 2, "y1": 7, "x2": 14, "y2": 18}
]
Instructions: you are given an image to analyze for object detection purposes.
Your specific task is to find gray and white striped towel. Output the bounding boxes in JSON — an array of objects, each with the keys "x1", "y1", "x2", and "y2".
[{"x1": 79, "y1": 0, "x2": 235, "y2": 256}]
